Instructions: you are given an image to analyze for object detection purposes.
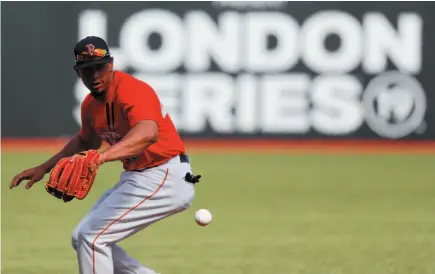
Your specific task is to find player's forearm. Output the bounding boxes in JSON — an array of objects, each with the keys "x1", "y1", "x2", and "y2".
[
  {"x1": 40, "y1": 135, "x2": 88, "y2": 172},
  {"x1": 99, "y1": 121, "x2": 157, "y2": 163}
]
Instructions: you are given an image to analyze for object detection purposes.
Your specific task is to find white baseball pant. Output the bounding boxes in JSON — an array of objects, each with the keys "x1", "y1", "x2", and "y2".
[{"x1": 71, "y1": 155, "x2": 195, "y2": 274}]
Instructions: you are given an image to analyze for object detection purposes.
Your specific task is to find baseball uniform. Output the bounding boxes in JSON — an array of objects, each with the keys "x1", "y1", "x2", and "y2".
[{"x1": 72, "y1": 71, "x2": 195, "y2": 274}]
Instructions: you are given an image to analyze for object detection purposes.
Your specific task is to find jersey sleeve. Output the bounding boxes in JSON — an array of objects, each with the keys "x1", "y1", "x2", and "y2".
[
  {"x1": 120, "y1": 82, "x2": 163, "y2": 127},
  {"x1": 78, "y1": 95, "x2": 94, "y2": 141}
]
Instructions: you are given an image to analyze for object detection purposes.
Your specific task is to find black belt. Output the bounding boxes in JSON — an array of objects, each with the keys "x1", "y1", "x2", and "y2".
[
  {"x1": 133, "y1": 154, "x2": 200, "y2": 184},
  {"x1": 179, "y1": 154, "x2": 190, "y2": 164},
  {"x1": 131, "y1": 154, "x2": 190, "y2": 172}
]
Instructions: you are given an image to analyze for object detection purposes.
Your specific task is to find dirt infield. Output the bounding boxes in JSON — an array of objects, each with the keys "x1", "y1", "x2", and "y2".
[{"x1": 2, "y1": 138, "x2": 435, "y2": 154}]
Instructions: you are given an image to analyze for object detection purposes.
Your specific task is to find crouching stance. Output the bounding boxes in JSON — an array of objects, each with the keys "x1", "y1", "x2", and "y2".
[{"x1": 10, "y1": 36, "x2": 201, "y2": 274}]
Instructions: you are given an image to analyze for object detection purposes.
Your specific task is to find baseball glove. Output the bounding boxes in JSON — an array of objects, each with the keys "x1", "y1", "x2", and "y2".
[{"x1": 45, "y1": 150, "x2": 101, "y2": 202}]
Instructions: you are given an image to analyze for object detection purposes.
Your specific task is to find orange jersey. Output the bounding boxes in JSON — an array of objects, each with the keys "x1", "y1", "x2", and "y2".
[{"x1": 79, "y1": 71, "x2": 186, "y2": 170}]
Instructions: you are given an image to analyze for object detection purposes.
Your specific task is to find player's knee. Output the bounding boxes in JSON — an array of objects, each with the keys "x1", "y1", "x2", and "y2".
[
  {"x1": 76, "y1": 224, "x2": 95, "y2": 246},
  {"x1": 71, "y1": 226, "x2": 81, "y2": 250},
  {"x1": 71, "y1": 235, "x2": 78, "y2": 251}
]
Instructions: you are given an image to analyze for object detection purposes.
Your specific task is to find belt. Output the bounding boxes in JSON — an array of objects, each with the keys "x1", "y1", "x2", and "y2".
[
  {"x1": 132, "y1": 154, "x2": 190, "y2": 172},
  {"x1": 179, "y1": 154, "x2": 190, "y2": 164}
]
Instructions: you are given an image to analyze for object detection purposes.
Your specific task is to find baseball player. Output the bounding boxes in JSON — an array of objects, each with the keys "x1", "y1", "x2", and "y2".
[{"x1": 10, "y1": 36, "x2": 201, "y2": 274}]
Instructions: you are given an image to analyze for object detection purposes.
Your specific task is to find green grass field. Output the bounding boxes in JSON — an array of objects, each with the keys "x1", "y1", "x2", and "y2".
[{"x1": 2, "y1": 152, "x2": 435, "y2": 274}]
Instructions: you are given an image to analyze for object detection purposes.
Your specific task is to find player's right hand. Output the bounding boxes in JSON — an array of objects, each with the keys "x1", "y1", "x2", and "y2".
[{"x1": 10, "y1": 165, "x2": 48, "y2": 190}]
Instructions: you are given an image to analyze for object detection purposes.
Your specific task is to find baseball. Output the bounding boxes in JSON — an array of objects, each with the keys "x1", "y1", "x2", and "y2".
[{"x1": 195, "y1": 209, "x2": 212, "y2": 226}]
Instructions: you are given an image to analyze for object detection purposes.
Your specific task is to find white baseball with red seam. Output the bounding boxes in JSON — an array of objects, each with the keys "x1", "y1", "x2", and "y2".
[{"x1": 195, "y1": 209, "x2": 212, "y2": 226}]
